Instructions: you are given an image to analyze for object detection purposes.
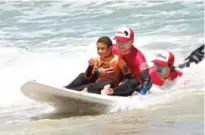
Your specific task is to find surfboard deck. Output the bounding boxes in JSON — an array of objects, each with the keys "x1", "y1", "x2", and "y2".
[{"x1": 20, "y1": 81, "x2": 119, "y2": 114}]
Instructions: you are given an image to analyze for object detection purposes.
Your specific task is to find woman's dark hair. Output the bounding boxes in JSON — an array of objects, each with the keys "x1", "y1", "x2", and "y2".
[
  {"x1": 97, "y1": 36, "x2": 113, "y2": 48},
  {"x1": 170, "y1": 65, "x2": 175, "y2": 72}
]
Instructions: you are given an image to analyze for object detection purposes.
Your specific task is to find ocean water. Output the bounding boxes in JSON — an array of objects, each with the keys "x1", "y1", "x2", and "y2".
[{"x1": 0, "y1": 0, "x2": 204, "y2": 135}]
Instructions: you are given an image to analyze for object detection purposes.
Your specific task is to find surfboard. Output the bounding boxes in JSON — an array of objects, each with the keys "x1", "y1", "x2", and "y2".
[{"x1": 20, "y1": 81, "x2": 120, "y2": 114}]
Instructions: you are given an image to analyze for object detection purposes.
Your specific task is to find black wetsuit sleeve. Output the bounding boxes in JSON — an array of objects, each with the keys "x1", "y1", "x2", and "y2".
[
  {"x1": 84, "y1": 66, "x2": 99, "y2": 82},
  {"x1": 178, "y1": 44, "x2": 204, "y2": 69},
  {"x1": 140, "y1": 69, "x2": 152, "y2": 89},
  {"x1": 84, "y1": 65, "x2": 94, "y2": 78}
]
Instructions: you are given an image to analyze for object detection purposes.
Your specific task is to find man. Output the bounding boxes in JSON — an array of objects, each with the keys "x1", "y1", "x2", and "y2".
[{"x1": 101, "y1": 27, "x2": 152, "y2": 96}]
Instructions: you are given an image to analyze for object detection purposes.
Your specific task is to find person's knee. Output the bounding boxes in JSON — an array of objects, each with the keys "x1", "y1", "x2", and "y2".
[
  {"x1": 78, "y1": 73, "x2": 85, "y2": 78},
  {"x1": 128, "y1": 79, "x2": 139, "y2": 85},
  {"x1": 65, "y1": 73, "x2": 87, "y2": 89},
  {"x1": 124, "y1": 78, "x2": 140, "y2": 91},
  {"x1": 125, "y1": 78, "x2": 139, "y2": 87},
  {"x1": 87, "y1": 84, "x2": 101, "y2": 94}
]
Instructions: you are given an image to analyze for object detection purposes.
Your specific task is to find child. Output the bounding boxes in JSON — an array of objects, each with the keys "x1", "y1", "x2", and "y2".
[
  {"x1": 150, "y1": 51, "x2": 182, "y2": 86},
  {"x1": 65, "y1": 36, "x2": 131, "y2": 94},
  {"x1": 150, "y1": 45, "x2": 204, "y2": 87}
]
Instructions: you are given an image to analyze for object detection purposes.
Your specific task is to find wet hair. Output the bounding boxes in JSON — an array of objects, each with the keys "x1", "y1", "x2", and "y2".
[
  {"x1": 96, "y1": 36, "x2": 113, "y2": 48},
  {"x1": 170, "y1": 65, "x2": 175, "y2": 72}
]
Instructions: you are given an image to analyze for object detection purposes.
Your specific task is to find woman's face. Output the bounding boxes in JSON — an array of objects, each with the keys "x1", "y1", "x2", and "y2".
[{"x1": 154, "y1": 63, "x2": 171, "y2": 79}]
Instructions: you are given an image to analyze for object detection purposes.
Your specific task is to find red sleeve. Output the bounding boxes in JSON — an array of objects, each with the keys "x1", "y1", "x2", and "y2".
[
  {"x1": 177, "y1": 70, "x2": 183, "y2": 77},
  {"x1": 170, "y1": 69, "x2": 183, "y2": 80},
  {"x1": 136, "y1": 50, "x2": 149, "y2": 73},
  {"x1": 149, "y1": 66, "x2": 164, "y2": 86},
  {"x1": 112, "y1": 44, "x2": 119, "y2": 55}
]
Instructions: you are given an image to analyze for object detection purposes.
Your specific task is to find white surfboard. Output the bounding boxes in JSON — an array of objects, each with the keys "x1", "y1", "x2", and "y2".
[{"x1": 20, "y1": 81, "x2": 120, "y2": 114}]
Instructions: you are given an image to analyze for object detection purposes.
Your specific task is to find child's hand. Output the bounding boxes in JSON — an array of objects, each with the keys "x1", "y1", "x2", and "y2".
[
  {"x1": 98, "y1": 68, "x2": 114, "y2": 77},
  {"x1": 88, "y1": 58, "x2": 95, "y2": 66}
]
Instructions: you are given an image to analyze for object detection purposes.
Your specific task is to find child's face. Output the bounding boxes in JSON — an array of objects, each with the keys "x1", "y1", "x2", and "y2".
[
  {"x1": 154, "y1": 63, "x2": 171, "y2": 79},
  {"x1": 97, "y1": 42, "x2": 112, "y2": 58}
]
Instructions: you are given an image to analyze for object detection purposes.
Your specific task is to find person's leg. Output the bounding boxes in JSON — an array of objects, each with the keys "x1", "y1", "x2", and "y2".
[
  {"x1": 69, "y1": 84, "x2": 90, "y2": 91},
  {"x1": 87, "y1": 80, "x2": 115, "y2": 94},
  {"x1": 65, "y1": 73, "x2": 92, "y2": 89},
  {"x1": 112, "y1": 78, "x2": 140, "y2": 96}
]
